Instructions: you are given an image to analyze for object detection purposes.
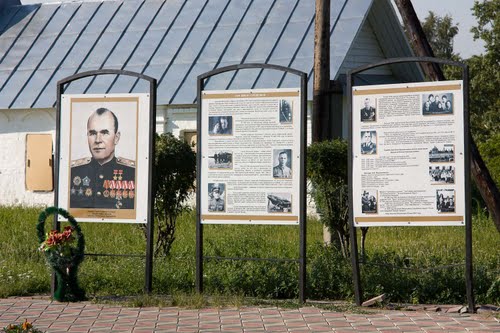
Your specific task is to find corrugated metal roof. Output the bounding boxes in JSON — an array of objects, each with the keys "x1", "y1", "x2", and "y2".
[{"x1": 0, "y1": 0, "x2": 380, "y2": 108}]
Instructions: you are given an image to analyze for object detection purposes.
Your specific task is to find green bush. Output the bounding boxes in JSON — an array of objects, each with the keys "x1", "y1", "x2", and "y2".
[
  {"x1": 307, "y1": 139, "x2": 350, "y2": 257},
  {"x1": 153, "y1": 133, "x2": 196, "y2": 257}
]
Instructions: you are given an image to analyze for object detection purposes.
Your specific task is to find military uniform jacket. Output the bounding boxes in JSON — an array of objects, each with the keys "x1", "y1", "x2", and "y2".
[
  {"x1": 361, "y1": 142, "x2": 376, "y2": 155},
  {"x1": 273, "y1": 165, "x2": 292, "y2": 178},
  {"x1": 70, "y1": 156, "x2": 136, "y2": 209}
]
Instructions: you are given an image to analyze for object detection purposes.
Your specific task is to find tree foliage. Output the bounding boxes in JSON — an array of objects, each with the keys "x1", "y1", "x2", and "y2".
[
  {"x1": 421, "y1": 11, "x2": 459, "y2": 59},
  {"x1": 468, "y1": 0, "x2": 500, "y2": 143},
  {"x1": 153, "y1": 133, "x2": 196, "y2": 257},
  {"x1": 307, "y1": 139, "x2": 350, "y2": 257}
]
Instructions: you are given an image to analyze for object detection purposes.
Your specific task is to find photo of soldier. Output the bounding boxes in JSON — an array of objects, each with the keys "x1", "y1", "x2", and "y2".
[
  {"x1": 208, "y1": 151, "x2": 233, "y2": 169},
  {"x1": 279, "y1": 99, "x2": 292, "y2": 123},
  {"x1": 272, "y1": 149, "x2": 292, "y2": 178},
  {"x1": 70, "y1": 107, "x2": 135, "y2": 210},
  {"x1": 361, "y1": 190, "x2": 377, "y2": 214},
  {"x1": 429, "y1": 165, "x2": 455, "y2": 184},
  {"x1": 429, "y1": 144, "x2": 454, "y2": 162},
  {"x1": 208, "y1": 183, "x2": 225, "y2": 212},
  {"x1": 209, "y1": 116, "x2": 233, "y2": 135},
  {"x1": 360, "y1": 97, "x2": 376, "y2": 122},
  {"x1": 436, "y1": 189, "x2": 455, "y2": 213},
  {"x1": 360, "y1": 131, "x2": 377, "y2": 155},
  {"x1": 422, "y1": 93, "x2": 454, "y2": 115},
  {"x1": 267, "y1": 193, "x2": 292, "y2": 213}
]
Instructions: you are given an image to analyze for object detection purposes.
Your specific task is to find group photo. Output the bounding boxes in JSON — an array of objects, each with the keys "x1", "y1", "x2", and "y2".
[
  {"x1": 436, "y1": 189, "x2": 456, "y2": 213},
  {"x1": 208, "y1": 151, "x2": 233, "y2": 169},
  {"x1": 422, "y1": 93, "x2": 454, "y2": 115},
  {"x1": 429, "y1": 165, "x2": 455, "y2": 184}
]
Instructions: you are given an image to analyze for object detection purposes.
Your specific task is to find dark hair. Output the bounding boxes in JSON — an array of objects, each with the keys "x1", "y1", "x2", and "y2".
[
  {"x1": 93, "y1": 107, "x2": 119, "y2": 133},
  {"x1": 279, "y1": 151, "x2": 288, "y2": 157}
]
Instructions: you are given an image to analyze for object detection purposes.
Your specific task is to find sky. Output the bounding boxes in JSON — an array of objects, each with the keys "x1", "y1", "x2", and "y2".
[
  {"x1": 19, "y1": 0, "x2": 485, "y2": 58},
  {"x1": 399, "y1": 0, "x2": 485, "y2": 58}
]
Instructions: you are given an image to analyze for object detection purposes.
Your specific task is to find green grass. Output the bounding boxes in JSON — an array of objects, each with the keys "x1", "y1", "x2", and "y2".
[{"x1": 0, "y1": 206, "x2": 498, "y2": 305}]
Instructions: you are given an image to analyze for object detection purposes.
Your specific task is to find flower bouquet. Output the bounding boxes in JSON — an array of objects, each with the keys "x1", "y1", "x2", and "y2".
[
  {"x1": 37, "y1": 207, "x2": 85, "y2": 302},
  {"x1": 2, "y1": 319, "x2": 43, "y2": 333}
]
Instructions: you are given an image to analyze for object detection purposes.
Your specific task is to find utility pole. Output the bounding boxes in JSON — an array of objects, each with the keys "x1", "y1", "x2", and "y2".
[
  {"x1": 395, "y1": 0, "x2": 500, "y2": 233},
  {"x1": 313, "y1": 0, "x2": 331, "y2": 142}
]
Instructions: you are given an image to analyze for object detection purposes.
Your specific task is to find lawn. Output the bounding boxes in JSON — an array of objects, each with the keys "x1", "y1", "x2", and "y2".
[{"x1": 0, "y1": 206, "x2": 498, "y2": 305}]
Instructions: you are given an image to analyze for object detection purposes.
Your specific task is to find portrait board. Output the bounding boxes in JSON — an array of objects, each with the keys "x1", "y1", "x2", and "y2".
[{"x1": 58, "y1": 94, "x2": 151, "y2": 223}]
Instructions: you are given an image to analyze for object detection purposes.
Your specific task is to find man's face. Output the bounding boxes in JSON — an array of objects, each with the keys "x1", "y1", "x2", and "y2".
[
  {"x1": 278, "y1": 153, "x2": 287, "y2": 167},
  {"x1": 87, "y1": 111, "x2": 120, "y2": 165},
  {"x1": 363, "y1": 132, "x2": 372, "y2": 143},
  {"x1": 220, "y1": 118, "x2": 228, "y2": 130},
  {"x1": 364, "y1": 99, "x2": 370, "y2": 108},
  {"x1": 430, "y1": 95, "x2": 435, "y2": 103},
  {"x1": 212, "y1": 188, "x2": 220, "y2": 199}
]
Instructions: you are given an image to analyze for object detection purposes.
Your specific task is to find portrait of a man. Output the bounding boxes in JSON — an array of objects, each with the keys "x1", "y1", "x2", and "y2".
[
  {"x1": 208, "y1": 183, "x2": 225, "y2": 212},
  {"x1": 70, "y1": 107, "x2": 135, "y2": 210},
  {"x1": 273, "y1": 149, "x2": 292, "y2": 178},
  {"x1": 209, "y1": 116, "x2": 233, "y2": 135},
  {"x1": 279, "y1": 99, "x2": 292, "y2": 123},
  {"x1": 360, "y1": 131, "x2": 377, "y2": 155},
  {"x1": 360, "y1": 98, "x2": 376, "y2": 122}
]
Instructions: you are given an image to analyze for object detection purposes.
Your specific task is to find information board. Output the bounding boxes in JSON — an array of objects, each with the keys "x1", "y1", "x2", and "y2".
[
  {"x1": 352, "y1": 80, "x2": 465, "y2": 226},
  {"x1": 200, "y1": 88, "x2": 302, "y2": 224}
]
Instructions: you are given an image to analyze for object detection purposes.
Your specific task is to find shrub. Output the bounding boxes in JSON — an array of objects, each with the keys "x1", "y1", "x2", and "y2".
[
  {"x1": 307, "y1": 139, "x2": 350, "y2": 257},
  {"x1": 153, "y1": 133, "x2": 196, "y2": 257}
]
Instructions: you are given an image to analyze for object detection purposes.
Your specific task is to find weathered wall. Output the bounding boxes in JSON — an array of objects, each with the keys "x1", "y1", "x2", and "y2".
[{"x1": 0, "y1": 108, "x2": 55, "y2": 206}]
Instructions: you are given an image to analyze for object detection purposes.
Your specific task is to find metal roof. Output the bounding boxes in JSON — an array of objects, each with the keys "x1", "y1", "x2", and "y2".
[{"x1": 0, "y1": 0, "x2": 405, "y2": 108}]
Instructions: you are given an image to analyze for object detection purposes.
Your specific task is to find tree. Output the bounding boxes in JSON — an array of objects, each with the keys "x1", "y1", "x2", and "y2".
[
  {"x1": 153, "y1": 133, "x2": 196, "y2": 256},
  {"x1": 468, "y1": 0, "x2": 500, "y2": 143},
  {"x1": 422, "y1": 11, "x2": 459, "y2": 60}
]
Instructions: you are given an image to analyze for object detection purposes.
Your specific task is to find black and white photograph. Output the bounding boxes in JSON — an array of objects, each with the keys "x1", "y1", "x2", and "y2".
[
  {"x1": 360, "y1": 97, "x2": 376, "y2": 122},
  {"x1": 436, "y1": 189, "x2": 455, "y2": 213},
  {"x1": 360, "y1": 130, "x2": 377, "y2": 155},
  {"x1": 208, "y1": 151, "x2": 233, "y2": 169},
  {"x1": 208, "y1": 183, "x2": 225, "y2": 212},
  {"x1": 429, "y1": 166, "x2": 455, "y2": 184},
  {"x1": 272, "y1": 149, "x2": 292, "y2": 178},
  {"x1": 267, "y1": 193, "x2": 292, "y2": 213},
  {"x1": 279, "y1": 99, "x2": 293, "y2": 123},
  {"x1": 361, "y1": 190, "x2": 378, "y2": 214},
  {"x1": 429, "y1": 144, "x2": 454, "y2": 162},
  {"x1": 422, "y1": 93, "x2": 454, "y2": 115},
  {"x1": 209, "y1": 116, "x2": 233, "y2": 135}
]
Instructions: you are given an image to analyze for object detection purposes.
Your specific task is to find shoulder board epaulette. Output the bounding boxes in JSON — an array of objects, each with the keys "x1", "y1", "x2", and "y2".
[
  {"x1": 116, "y1": 157, "x2": 136, "y2": 168},
  {"x1": 71, "y1": 157, "x2": 91, "y2": 167}
]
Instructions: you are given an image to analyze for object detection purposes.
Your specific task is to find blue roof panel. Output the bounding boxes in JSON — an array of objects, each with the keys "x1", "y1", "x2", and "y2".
[{"x1": 0, "y1": 0, "x2": 415, "y2": 109}]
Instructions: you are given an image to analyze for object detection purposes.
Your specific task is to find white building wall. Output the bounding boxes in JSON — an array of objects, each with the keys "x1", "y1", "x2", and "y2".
[{"x1": 0, "y1": 109, "x2": 56, "y2": 206}]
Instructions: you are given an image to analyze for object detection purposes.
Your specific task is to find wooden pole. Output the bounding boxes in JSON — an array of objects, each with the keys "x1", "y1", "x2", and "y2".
[{"x1": 313, "y1": 0, "x2": 331, "y2": 142}]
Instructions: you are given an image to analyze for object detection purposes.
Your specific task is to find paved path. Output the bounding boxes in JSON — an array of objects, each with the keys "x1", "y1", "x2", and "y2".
[{"x1": 0, "y1": 297, "x2": 498, "y2": 332}]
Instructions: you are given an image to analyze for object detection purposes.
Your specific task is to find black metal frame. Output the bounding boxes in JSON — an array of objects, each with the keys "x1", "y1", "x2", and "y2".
[
  {"x1": 347, "y1": 57, "x2": 473, "y2": 312},
  {"x1": 54, "y1": 69, "x2": 157, "y2": 295},
  {"x1": 196, "y1": 63, "x2": 308, "y2": 303}
]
